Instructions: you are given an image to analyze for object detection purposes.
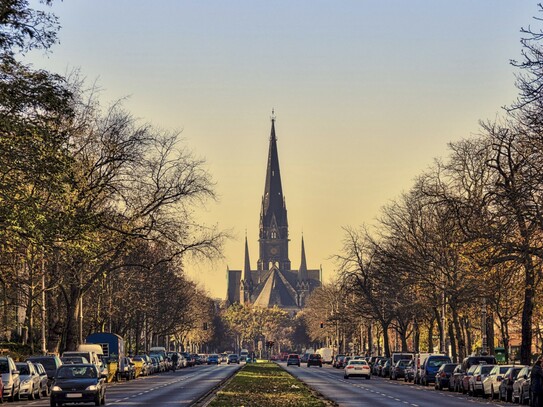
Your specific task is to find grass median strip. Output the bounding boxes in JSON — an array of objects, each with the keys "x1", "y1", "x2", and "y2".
[{"x1": 209, "y1": 361, "x2": 331, "y2": 406}]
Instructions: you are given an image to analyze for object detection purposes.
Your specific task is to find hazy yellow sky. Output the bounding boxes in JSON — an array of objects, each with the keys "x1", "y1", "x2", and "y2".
[{"x1": 27, "y1": 1, "x2": 537, "y2": 298}]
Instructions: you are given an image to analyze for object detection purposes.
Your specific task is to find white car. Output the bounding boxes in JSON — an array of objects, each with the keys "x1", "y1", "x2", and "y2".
[
  {"x1": 483, "y1": 364, "x2": 513, "y2": 399},
  {"x1": 469, "y1": 364, "x2": 494, "y2": 396},
  {"x1": 344, "y1": 360, "x2": 371, "y2": 379}
]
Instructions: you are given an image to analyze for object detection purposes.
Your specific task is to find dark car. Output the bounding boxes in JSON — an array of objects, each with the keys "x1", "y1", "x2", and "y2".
[
  {"x1": 499, "y1": 365, "x2": 525, "y2": 402},
  {"x1": 333, "y1": 355, "x2": 346, "y2": 368},
  {"x1": 390, "y1": 359, "x2": 410, "y2": 380},
  {"x1": 50, "y1": 363, "x2": 106, "y2": 407},
  {"x1": 434, "y1": 363, "x2": 457, "y2": 390},
  {"x1": 227, "y1": 354, "x2": 240, "y2": 364},
  {"x1": 381, "y1": 358, "x2": 392, "y2": 378},
  {"x1": 26, "y1": 355, "x2": 62, "y2": 394},
  {"x1": 286, "y1": 354, "x2": 300, "y2": 367},
  {"x1": 307, "y1": 354, "x2": 322, "y2": 368},
  {"x1": 420, "y1": 355, "x2": 452, "y2": 386}
]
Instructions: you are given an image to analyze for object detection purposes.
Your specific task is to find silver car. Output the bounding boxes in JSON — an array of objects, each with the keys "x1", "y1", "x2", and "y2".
[
  {"x1": 0, "y1": 355, "x2": 21, "y2": 401},
  {"x1": 15, "y1": 361, "x2": 41, "y2": 400}
]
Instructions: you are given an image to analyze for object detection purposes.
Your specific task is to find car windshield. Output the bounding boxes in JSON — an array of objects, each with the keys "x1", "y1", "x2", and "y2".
[
  {"x1": 0, "y1": 360, "x2": 9, "y2": 373},
  {"x1": 443, "y1": 364, "x2": 456, "y2": 372},
  {"x1": 57, "y1": 366, "x2": 97, "y2": 379},
  {"x1": 350, "y1": 361, "x2": 366, "y2": 365}
]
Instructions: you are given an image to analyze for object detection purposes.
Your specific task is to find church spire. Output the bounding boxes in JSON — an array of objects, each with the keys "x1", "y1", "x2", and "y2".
[
  {"x1": 261, "y1": 111, "x2": 287, "y2": 232},
  {"x1": 243, "y1": 235, "x2": 251, "y2": 281},
  {"x1": 298, "y1": 235, "x2": 308, "y2": 281}
]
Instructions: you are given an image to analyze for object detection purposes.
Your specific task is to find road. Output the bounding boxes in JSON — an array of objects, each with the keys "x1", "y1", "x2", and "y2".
[
  {"x1": 6, "y1": 363, "x2": 241, "y2": 407},
  {"x1": 284, "y1": 362, "x2": 516, "y2": 407}
]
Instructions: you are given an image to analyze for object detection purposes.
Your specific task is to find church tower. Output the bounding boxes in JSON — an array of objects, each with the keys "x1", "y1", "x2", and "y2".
[
  {"x1": 257, "y1": 112, "x2": 291, "y2": 272},
  {"x1": 226, "y1": 112, "x2": 321, "y2": 312}
]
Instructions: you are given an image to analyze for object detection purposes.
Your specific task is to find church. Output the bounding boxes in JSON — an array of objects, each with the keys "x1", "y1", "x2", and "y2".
[{"x1": 226, "y1": 113, "x2": 321, "y2": 313}]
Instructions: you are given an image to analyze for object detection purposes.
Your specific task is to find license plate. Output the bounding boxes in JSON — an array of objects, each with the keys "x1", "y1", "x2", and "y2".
[
  {"x1": 67, "y1": 393, "x2": 82, "y2": 398},
  {"x1": 355, "y1": 367, "x2": 362, "y2": 370}
]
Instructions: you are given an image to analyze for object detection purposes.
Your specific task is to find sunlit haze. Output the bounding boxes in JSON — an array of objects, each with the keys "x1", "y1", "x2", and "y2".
[{"x1": 26, "y1": 1, "x2": 537, "y2": 299}]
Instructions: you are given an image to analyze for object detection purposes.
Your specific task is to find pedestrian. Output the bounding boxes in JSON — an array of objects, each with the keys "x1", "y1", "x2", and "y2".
[{"x1": 530, "y1": 356, "x2": 543, "y2": 407}]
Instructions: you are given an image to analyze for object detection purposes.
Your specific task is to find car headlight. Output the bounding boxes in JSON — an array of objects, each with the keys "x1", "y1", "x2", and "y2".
[
  {"x1": 22, "y1": 379, "x2": 31, "y2": 384},
  {"x1": 52, "y1": 386, "x2": 62, "y2": 392},
  {"x1": 86, "y1": 385, "x2": 97, "y2": 391}
]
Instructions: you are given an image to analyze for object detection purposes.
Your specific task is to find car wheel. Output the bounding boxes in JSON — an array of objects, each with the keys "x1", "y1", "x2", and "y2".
[
  {"x1": 50, "y1": 397, "x2": 56, "y2": 407},
  {"x1": 14, "y1": 385, "x2": 20, "y2": 401},
  {"x1": 344, "y1": 375, "x2": 348, "y2": 379},
  {"x1": 29, "y1": 384, "x2": 35, "y2": 400},
  {"x1": 366, "y1": 375, "x2": 370, "y2": 380},
  {"x1": 101, "y1": 393, "x2": 106, "y2": 405}
]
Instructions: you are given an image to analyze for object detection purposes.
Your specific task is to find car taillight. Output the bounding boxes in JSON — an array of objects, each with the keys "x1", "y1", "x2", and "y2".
[
  {"x1": 347, "y1": 366, "x2": 354, "y2": 369},
  {"x1": 476, "y1": 375, "x2": 481, "y2": 381},
  {"x1": 441, "y1": 372, "x2": 446, "y2": 377}
]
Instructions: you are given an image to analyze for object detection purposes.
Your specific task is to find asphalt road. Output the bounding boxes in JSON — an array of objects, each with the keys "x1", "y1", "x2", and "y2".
[
  {"x1": 5, "y1": 363, "x2": 241, "y2": 407},
  {"x1": 283, "y1": 362, "x2": 518, "y2": 407}
]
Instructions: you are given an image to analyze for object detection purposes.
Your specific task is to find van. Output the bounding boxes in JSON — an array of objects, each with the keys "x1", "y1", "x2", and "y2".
[
  {"x1": 149, "y1": 347, "x2": 167, "y2": 358},
  {"x1": 391, "y1": 352, "x2": 413, "y2": 365},
  {"x1": 62, "y1": 351, "x2": 101, "y2": 369},
  {"x1": 317, "y1": 348, "x2": 334, "y2": 364},
  {"x1": 460, "y1": 355, "x2": 497, "y2": 372},
  {"x1": 420, "y1": 354, "x2": 452, "y2": 386},
  {"x1": 414, "y1": 353, "x2": 445, "y2": 384}
]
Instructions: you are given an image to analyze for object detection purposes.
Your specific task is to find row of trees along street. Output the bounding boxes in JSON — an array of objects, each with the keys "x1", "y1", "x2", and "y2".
[
  {"x1": 303, "y1": 5, "x2": 543, "y2": 366},
  {"x1": 0, "y1": 1, "x2": 226, "y2": 355}
]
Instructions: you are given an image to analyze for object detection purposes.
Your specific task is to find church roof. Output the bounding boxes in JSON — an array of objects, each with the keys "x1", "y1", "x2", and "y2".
[{"x1": 253, "y1": 268, "x2": 298, "y2": 307}]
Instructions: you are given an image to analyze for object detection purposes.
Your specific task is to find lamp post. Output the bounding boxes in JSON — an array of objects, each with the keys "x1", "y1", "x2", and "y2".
[{"x1": 481, "y1": 298, "x2": 487, "y2": 355}]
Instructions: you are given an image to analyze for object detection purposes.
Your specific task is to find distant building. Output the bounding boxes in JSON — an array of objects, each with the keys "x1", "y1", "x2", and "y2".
[{"x1": 226, "y1": 113, "x2": 321, "y2": 312}]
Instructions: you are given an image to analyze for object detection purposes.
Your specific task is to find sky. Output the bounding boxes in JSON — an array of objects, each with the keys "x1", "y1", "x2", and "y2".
[{"x1": 26, "y1": 1, "x2": 538, "y2": 299}]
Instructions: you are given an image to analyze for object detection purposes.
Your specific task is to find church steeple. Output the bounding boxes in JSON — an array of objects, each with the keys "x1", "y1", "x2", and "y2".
[
  {"x1": 243, "y1": 235, "x2": 251, "y2": 282},
  {"x1": 298, "y1": 235, "x2": 308, "y2": 281},
  {"x1": 258, "y1": 111, "x2": 290, "y2": 271}
]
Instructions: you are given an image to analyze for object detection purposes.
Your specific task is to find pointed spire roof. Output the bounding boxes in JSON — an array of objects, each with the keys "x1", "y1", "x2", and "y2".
[
  {"x1": 298, "y1": 236, "x2": 308, "y2": 280},
  {"x1": 243, "y1": 235, "x2": 251, "y2": 281},
  {"x1": 261, "y1": 111, "x2": 288, "y2": 229}
]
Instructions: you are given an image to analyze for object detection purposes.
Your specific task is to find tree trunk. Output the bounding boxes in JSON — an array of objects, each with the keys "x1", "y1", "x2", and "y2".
[
  {"x1": 448, "y1": 321, "x2": 457, "y2": 362},
  {"x1": 64, "y1": 285, "x2": 81, "y2": 351},
  {"x1": 520, "y1": 261, "x2": 535, "y2": 364},
  {"x1": 413, "y1": 319, "x2": 420, "y2": 353},
  {"x1": 381, "y1": 321, "x2": 391, "y2": 357},
  {"x1": 428, "y1": 317, "x2": 434, "y2": 353}
]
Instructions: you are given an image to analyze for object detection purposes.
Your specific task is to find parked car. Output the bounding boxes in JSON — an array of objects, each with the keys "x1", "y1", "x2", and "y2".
[
  {"x1": 33, "y1": 362, "x2": 50, "y2": 397},
  {"x1": 468, "y1": 364, "x2": 494, "y2": 396},
  {"x1": 420, "y1": 355, "x2": 452, "y2": 386},
  {"x1": 498, "y1": 365, "x2": 525, "y2": 402},
  {"x1": 460, "y1": 364, "x2": 478, "y2": 394},
  {"x1": 381, "y1": 359, "x2": 392, "y2": 377},
  {"x1": 286, "y1": 354, "x2": 300, "y2": 366},
  {"x1": 512, "y1": 365, "x2": 531, "y2": 404},
  {"x1": 0, "y1": 355, "x2": 20, "y2": 402},
  {"x1": 307, "y1": 354, "x2": 323, "y2": 368},
  {"x1": 483, "y1": 364, "x2": 513, "y2": 399},
  {"x1": 50, "y1": 363, "x2": 106, "y2": 407},
  {"x1": 26, "y1": 354, "x2": 62, "y2": 394},
  {"x1": 227, "y1": 354, "x2": 240, "y2": 364},
  {"x1": 404, "y1": 359, "x2": 415, "y2": 382},
  {"x1": 390, "y1": 359, "x2": 410, "y2": 380},
  {"x1": 344, "y1": 359, "x2": 371, "y2": 379},
  {"x1": 15, "y1": 361, "x2": 41, "y2": 400},
  {"x1": 434, "y1": 363, "x2": 457, "y2": 390},
  {"x1": 118, "y1": 357, "x2": 136, "y2": 381},
  {"x1": 450, "y1": 364, "x2": 464, "y2": 392},
  {"x1": 373, "y1": 358, "x2": 386, "y2": 376},
  {"x1": 0, "y1": 374, "x2": 3, "y2": 403}
]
